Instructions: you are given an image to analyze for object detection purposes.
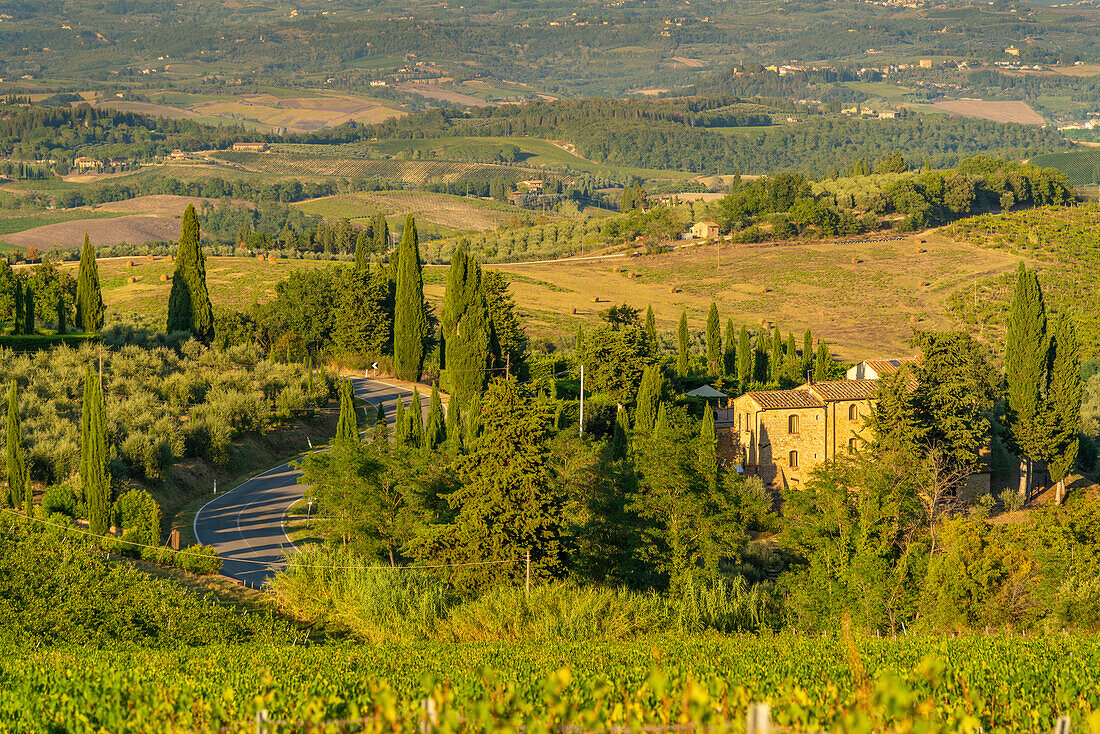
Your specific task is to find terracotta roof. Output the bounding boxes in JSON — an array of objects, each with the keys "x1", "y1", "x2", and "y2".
[
  {"x1": 742, "y1": 389, "x2": 823, "y2": 410},
  {"x1": 862, "y1": 358, "x2": 917, "y2": 376},
  {"x1": 805, "y1": 379, "x2": 880, "y2": 402}
]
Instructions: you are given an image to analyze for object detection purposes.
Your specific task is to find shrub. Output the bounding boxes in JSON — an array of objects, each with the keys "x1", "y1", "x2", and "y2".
[
  {"x1": 1000, "y1": 487, "x2": 1026, "y2": 512},
  {"x1": 41, "y1": 484, "x2": 76, "y2": 516},
  {"x1": 179, "y1": 544, "x2": 222, "y2": 575},
  {"x1": 113, "y1": 489, "x2": 161, "y2": 545}
]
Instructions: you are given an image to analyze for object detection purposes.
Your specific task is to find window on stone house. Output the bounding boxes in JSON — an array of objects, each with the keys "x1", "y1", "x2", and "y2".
[
  {"x1": 788, "y1": 414, "x2": 799, "y2": 434},
  {"x1": 849, "y1": 437, "x2": 859, "y2": 454},
  {"x1": 789, "y1": 450, "x2": 799, "y2": 468},
  {"x1": 849, "y1": 404, "x2": 858, "y2": 421}
]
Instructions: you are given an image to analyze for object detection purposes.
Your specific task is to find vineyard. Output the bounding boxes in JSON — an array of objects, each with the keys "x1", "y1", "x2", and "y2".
[
  {"x1": 1029, "y1": 150, "x2": 1100, "y2": 187},
  {"x1": 212, "y1": 151, "x2": 573, "y2": 187},
  {"x1": 944, "y1": 203, "x2": 1100, "y2": 358},
  {"x1": 8, "y1": 634, "x2": 1100, "y2": 732}
]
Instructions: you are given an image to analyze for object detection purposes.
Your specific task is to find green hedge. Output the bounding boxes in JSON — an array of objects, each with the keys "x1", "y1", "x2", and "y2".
[{"x1": 0, "y1": 333, "x2": 100, "y2": 351}]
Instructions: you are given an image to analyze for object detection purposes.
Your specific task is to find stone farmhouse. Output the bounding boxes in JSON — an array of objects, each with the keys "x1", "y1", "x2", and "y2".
[{"x1": 719, "y1": 358, "x2": 917, "y2": 489}]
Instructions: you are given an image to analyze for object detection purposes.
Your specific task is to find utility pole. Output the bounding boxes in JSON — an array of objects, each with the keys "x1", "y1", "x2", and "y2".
[
  {"x1": 578, "y1": 364, "x2": 584, "y2": 437},
  {"x1": 525, "y1": 549, "x2": 531, "y2": 598}
]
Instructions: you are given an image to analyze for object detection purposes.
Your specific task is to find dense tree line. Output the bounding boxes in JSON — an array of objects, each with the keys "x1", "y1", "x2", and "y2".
[{"x1": 0, "y1": 103, "x2": 261, "y2": 164}]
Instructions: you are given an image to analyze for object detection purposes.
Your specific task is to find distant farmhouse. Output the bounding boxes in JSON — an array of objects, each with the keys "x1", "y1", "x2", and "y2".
[
  {"x1": 691, "y1": 221, "x2": 720, "y2": 239},
  {"x1": 713, "y1": 357, "x2": 988, "y2": 492},
  {"x1": 232, "y1": 141, "x2": 269, "y2": 152}
]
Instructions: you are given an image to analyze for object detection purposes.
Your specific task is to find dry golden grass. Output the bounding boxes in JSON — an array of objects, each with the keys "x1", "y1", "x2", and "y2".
[
  {"x1": 6, "y1": 215, "x2": 181, "y2": 251},
  {"x1": 930, "y1": 100, "x2": 1045, "y2": 125},
  {"x1": 94, "y1": 194, "x2": 254, "y2": 217},
  {"x1": 484, "y1": 230, "x2": 1021, "y2": 360}
]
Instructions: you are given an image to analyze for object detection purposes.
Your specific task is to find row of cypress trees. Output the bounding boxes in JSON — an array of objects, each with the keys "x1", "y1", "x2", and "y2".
[
  {"x1": 660, "y1": 302, "x2": 828, "y2": 385},
  {"x1": 3, "y1": 232, "x2": 102, "y2": 336},
  {"x1": 4, "y1": 367, "x2": 110, "y2": 532},
  {"x1": 1004, "y1": 262, "x2": 1081, "y2": 502}
]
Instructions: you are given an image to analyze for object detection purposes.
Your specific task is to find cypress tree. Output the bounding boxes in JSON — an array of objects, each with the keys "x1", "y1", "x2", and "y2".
[
  {"x1": 334, "y1": 379, "x2": 358, "y2": 445},
  {"x1": 706, "y1": 302, "x2": 721, "y2": 375},
  {"x1": 167, "y1": 205, "x2": 214, "y2": 341},
  {"x1": 698, "y1": 406, "x2": 718, "y2": 491},
  {"x1": 723, "y1": 318, "x2": 736, "y2": 377},
  {"x1": 442, "y1": 242, "x2": 492, "y2": 398},
  {"x1": 81, "y1": 364, "x2": 110, "y2": 535},
  {"x1": 634, "y1": 364, "x2": 663, "y2": 432},
  {"x1": 465, "y1": 394, "x2": 482, "y2": 449},
  {"x1": 75, "y1": 233, "x2": 104, "y2": 333},
  {"x1": 611, "y1": 406, "x2": 630, "y2": 460},
  {"x1": 445, "y1": 396, "x2": 463, "y2": 456},
  {"x1": 814, "y1": 341, "x2": 831, "y2": 381},
  {"x1": 770, "y1": 325, "x2": 783, "y2": 381},
  {"x1": 393, "y1": 398, "x2": 407, "y2": 445},
  {"x1": 677, "y1": 310, "x2": 690, "y2": 377},
  {"x1": 737, "y1": 326, "x2": 752, "y2": 384},
  {"x1": 406, "y1": 388, "x2": 424, "y2": 447},
  {"x1": 1004, "y1": 262, "x2": 1050, "y2": 462},
  {"x1": 753, "y1": 332, "x2": 769, "y2": 383},
  {"x1": 11, "y1": 280, "x2": 24, "y2": 336},
  {"x1": 5, "y1": 381, "x2": 27, "y2": 511},
  {"x1": 575, "y1": 324, "x2": 584, "y2": 352},
  {"x1": 372, "y1": 403, "x2": 390, "y2": 448},
  {"x1": 372, "y1": 212, "x2": 390, "y2": 253},
  {"x1": 424, "y1": 383, "x2": 446, "y2": 451},
  {"x1": 354, "y1": 230, "x2": 369, "y2": 270},
  {"x1": 393, "y1": 215, "x2": 428, "y2": 381},
  {"x1": 801, "y1": 329, "x2": 813, "y2": 374},
  {"x1": 1047, "y1": 313, "x2": 1081, "y2": 503},
  {"x1": 645, "y1": 305, "x2": 657, "y2": 346},
  {"x1": 23, "y1": 285, "x2": 33, "y2": 335},
  {"x1": 56, "y1": 294, "x2": 66, "y2": 335},
  {"x1": 654, "y1": 401, "x2": 669, "y2": 437},
  {"x1": 785, "y1": 332, "x2": 798, "y2": 371}
]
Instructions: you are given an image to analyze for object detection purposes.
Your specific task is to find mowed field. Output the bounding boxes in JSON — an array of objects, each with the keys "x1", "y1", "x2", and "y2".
[
  {"x1": 473, "y1": 231, "x2": 1022, "y2": 360},
  {"x1": 4, "y1": 215, "x2": 181, "y2": 252},
  {"x1": 50, "y1": 228, "x2": 1023, "y2": 360},
  {"x1": 95, "y1": 91, "x2": 404, "y2": 133},
  {"x1": 55, "y1": 256, "x2": 332, "y2": 320},
  {"x1": 293, "y1": 191, "x2": 540, "y2": 231},
  {"x1": 928, "y1": 100, "x2": 1045, "y2": 125}
]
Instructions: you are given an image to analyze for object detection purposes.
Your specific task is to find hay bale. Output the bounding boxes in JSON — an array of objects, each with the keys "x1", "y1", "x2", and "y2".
[
  {"x1": 918, "y1": 248, "x2": 927, "y2": 254},
  {"x1": 125, "y1": 260, "x2": 134, "y2": 268},
  {"x1": 670, "y1": 287, "x2": 680, "y2": 294},
  {"x1": 160, "y1": 274, "x2": 168, "y2": 281},
  {"x1": 127, "y1": 276, "x2": 136, "y2": 284},
  {"x1": 919, "y1": 280, "x2": 930, "y2": 287},
  {"x1": 849, "y1": 257, "x2": 861, "y2": 264},
  {"x1": 570, "y1": 307, "x2": 577, "y2": 315},
  {"x1": 592, "y1": 297, "x2": 601, "y2": 303},
  {"x1": 146, "y1": 253, "x2": 155, "y2": 261}
]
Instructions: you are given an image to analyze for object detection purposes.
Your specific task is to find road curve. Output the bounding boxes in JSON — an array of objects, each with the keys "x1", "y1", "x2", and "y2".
[{"x1": 193, "y1": 376, "x2": 430, "y2": 588}]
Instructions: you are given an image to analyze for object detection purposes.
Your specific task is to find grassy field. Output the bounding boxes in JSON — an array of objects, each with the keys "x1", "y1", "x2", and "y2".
[
  {"x1": 444, "y1": 230, "x2": 1020, "y2": 360},
  {"x1": 95, "y1": 90, "x2": 405, "y2": 133},
  {"x1": 54, "y1": 255, "x2": 332, "y2": 320},
  {"x1": 0, "y1": 209, "x2": 128, "y2": 250},
  {"x1": 292, "y1": 191, "x2": 538, "y2": 232},
  {"x1": 927, "y1": 99, "x2": 1045, "y2": 125}
]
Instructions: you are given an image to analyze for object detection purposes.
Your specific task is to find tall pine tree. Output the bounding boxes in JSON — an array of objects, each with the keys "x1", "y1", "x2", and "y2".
[
  {"x1": 442, "y1": 242, "x2": 492, "y2": 398},
  {"x1": 334, "y1": 379, "x2": 358, "y2": 445},
  {"x1": 737, "y1": 325, "x2": 752, "y2": 384},
  {"x1": 167, "y1": 205, "x2": 214, "y2": 341},
  {"x1": 5, "y1": 381, "x2": 27, "y2": 511},
  {"x1": 677, "y1": 310, "x2": 690, "y2": 377},
  {"x1": 814, "y1": 341, "x2": 831, "y2": 381},
  {"x1": 11, "y1": 280, "x2": 24, "y2": 336},
  {"x1": 393, "y1": 215, "x2": 428, "y2": 381},
  {"x1": 22, "y1": 285, "x2": 33, "y2": 335},
  {"x1": 56, "y1": 294, "x2": 66, "y2": 335},
  {"x1": 354, "y1": 230, "x2": 369, "y2": 270},
  {"x1": 645, "y1": 305, "x2": 657, "y2": 346},
  {"x1": 1047, "y1": 313, "x2": 1081, "y2": 503},
  {"x1": 424, "y1": 383, "x2": 446, "y2": 451},
  {"x1": 444, "y1": 396, "x2": 463, "y2": 456},
  {"x1": 75, "y1": 233, "x2": 104, "y2": 333},
  {"x1": 801, "y1": 329, "x2": 813, "y2": 374},
  {"x1": 372, "y1": 212, "x2": 390, "y2": 254},
  {"x1": 1004, "y1": 262, "x2": 1050, "y2": 464},
  {"x1": 393, "y1": 398, "x2": 407, "y2": 445},
  {"x1": 81, "y1": 364, "x2": 110, "y2": 535},
  {"x1": 770, "y1": 325, "x2": 783, "y2": 382},
  {"x1": 634, "y1": 364, "x2": 663, "y2": 433},
  {"x1": 706, "y1": 302, "x2": 721, "y2": 375},
  {"x1": 406, "y1": 388, "x2": 424, "y2": 448},
  {"x1": 723, "y1": 318, "x2": 736, "y2": 377}
]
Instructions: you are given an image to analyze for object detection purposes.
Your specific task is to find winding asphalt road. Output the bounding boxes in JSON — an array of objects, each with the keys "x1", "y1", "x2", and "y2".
[{"x1": 192, "y1": 376, "x2": 430, "y2": 589}]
